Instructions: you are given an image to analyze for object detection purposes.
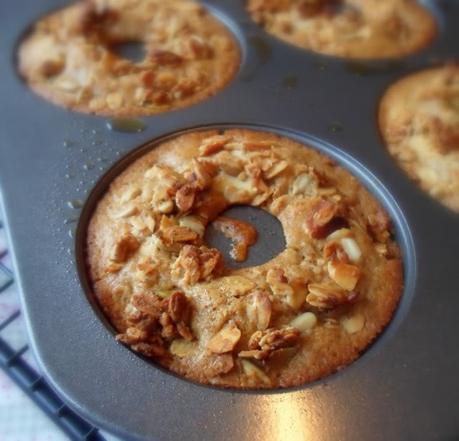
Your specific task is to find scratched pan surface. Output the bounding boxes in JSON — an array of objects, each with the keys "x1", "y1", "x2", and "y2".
[{"x1": 0, "y1": 0, "x2": 458, "y2": 440}]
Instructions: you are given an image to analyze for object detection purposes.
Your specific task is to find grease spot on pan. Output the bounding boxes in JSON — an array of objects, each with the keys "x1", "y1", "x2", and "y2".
[
  {"x1": 345, "y1": 60, "x2": 404, "y2": 76},
  {"x1": 328, "y1": 122, "x2": 344, "y2": 133},
  {"x1": 282, "y1": 75, "x2": 298, "y2": 89},
  {"x1": 106, "y1": 118, "x2": 147, "y2": 133},
  {"x1": 67, "y1": 199, "x2": 83, "y2": 210}
]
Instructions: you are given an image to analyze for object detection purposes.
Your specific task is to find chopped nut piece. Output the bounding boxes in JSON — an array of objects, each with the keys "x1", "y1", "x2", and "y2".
[
  {"x1": 40, "y1": 58, "x2": 65, "y2": 77},
  {"x1": 140, "y1": 70, "x2": 155, "y2": 87},
  {"x1": 251, "y1": 191, "x2": 272, "y2": 206},
  {"x1": 327, "y1": 260, "x2": 360, "y2": 290},
  {"x1": 248, "y1": 327, "x2": 300, "y2": 352},
  {"x1": 150, "y1": 90, "x2": 171, "y2": 105},
  {"x1": 113, "y1": 203, "x2": 139, "y2": 219},
  {"x1": 241, "y1": 360, "x2": 271, "y2": 386},
  {"x1": 247, "y1": 0, "x2": 291, "y2": 13},
  {"x1": 161, "y1": 225, "x2": 198, "y2": 245},
  {"x1": 111, "y1": 234, "x2": 140, "y2": 263},
  {"x1": 213, "y1": 216, "x2": 258, "y2": 262},
  {"x1": 207, "y1": 322, "x2": 242, "y2": 354},
  {"x1": 291, "y1": 172, "x2": 318, "y2": 196},
  {"x1": 170, "y1": 339, "x2": 197, "y2": 357},
  {"x1": 159, "y1": 312, "x2": 176, "y2": 340},
  {"x1": 131, "y1": 342, "x2": 168, "y2": 359},
  {"x1": 105, "y1": 262, "x2": 123, "y2": 273},
  {"x1": 269, "y1": 195, "x2": 289, "y2": 215},
  {"x1": 172, "y1": 245, "x2": 222, "y2": 285},
  {"x1": 106, "y1": 92, "x2": 123, "y2": 110},
  {"x1": 122, "y1": 290, "x2": 194, "y2": 348},
  {"x1": 200, "y1": 247, "x2": 223, "y2": 278},
  {"x1": 306, "y1": 283, "x2": 358, "y2": 309},
  {"x1": 55, "y1": 78, "x2": 79, "y2": 92},
  {"x1": 305, "y1": 199, "x2": 340, "y2": 239},
  {"x1": 150, "y1": 49, "x2": 183, "y2": 65},
  {"x1": 290, "y1": 312, "x2": 317, "y2": 332},
  {"x1": 266, "y1": 268, "x2": 294, "y2": 299},
  {"x1": 367, "y1": 209, "x2": 391, "y2": 243},
  {"x1": 156, "y1": 199, "x2": 175, "y2": 214},
  {"x1": 297, "y1": 0, "x2": 340, "y2": 17},
  {"x1": 341, "y1": 314, "x2": 365, "y2": 334},
  {"x1": 247, "y1": 165, "x2": 270, "y2": 194},
  {"x1": 266, "y1": 267, "x2": 288, "y2": 285},
  {"x1": 323, "y1": 240, "x2": 349, "y2": 263},
  {"x1": 169, "y1": 291, "x2": 191, "y2": 323},
  {"x1": 246, "y1": 290, "x2": 272, "y2": 331},
  {"x1": 116, "y1": 326, "x2": 147, "y2": 345},
  {"x1": 199, "y1": 135, "x2": 232, "y2": 156},
  {"x1": 179, "y1": 215, "x2": 206, "y2": 237},
  {"x1": 191, "y1": 159, "x2": 218, "y2": 190},
  {"x1": 129, "y1": 213, "x2": 156, "y2": 235},
  {"x1": 209, "y1": 354, "x2": 235, "y2": 376},
  {"x1": 340, "y1": 237, "x2": 362, "y2": 263},
  {"x1": 153, "y1": 71, "x2": 177, "y2": 91},
  {"x1": 167, "y1": 291, "x2": 194, "y2": 340},
  {"x1": 154, "y1": 289, "x2": 173, "y2": 299},
  {"x1": 265, "y1": 160, "x2": 288, "y2": 179},
  {"x1": 184, "y1": 35, "x2": 213, "y2": 59},
  {"x1": 266, "y1": 268, "x2": 305, "y2": 309},
  {"x1": 215, "y1": 276, "x2": 256, "y2": 297},
  {"x1": 238, "y1": 349, "x2": 270, "y2": 360},
  {"x1": 243, "y1": 140, "x2": 272, "y2": 151},
  {"x1": 212, "y1": 173, "x2": 257, "y2": 204},
  {"x1": 135, "y1": 258, "x2": 159, "y2": 285},
  {"x1": 175, "y1": 184, "x2": 197, "y2": 212},
  {"x1": 326, "y1": 228, "x2": 351, "y2": 241},
  {"x1": 131, "y1": 292, "x2": 163, "y2": 318},
  {"x1": 375, "y1": 243, "x2": 388, "y2": 256},
  {"x1": 120, "y1": 186, "x2": 142, "y2": 203},
  {"x1": 174, "y1": 78, "x2": 197, "y2": 98},
  {"x1": 195, "y1": 191, "x2": 229, "y2": 221}
]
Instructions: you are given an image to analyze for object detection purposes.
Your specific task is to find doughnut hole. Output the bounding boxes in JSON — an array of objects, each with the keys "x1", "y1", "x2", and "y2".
[
  {"x1": 112, "y1": 41, "x2": 146, "y2": 63},
  {"x1": 205, "y1": 205, "x2": 286, "y2": 269}
]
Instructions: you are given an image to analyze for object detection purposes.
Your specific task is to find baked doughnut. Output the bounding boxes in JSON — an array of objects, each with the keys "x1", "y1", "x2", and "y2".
[
  {"x1": 86, "y1": 129, "x2": 403, "y2": 388},
  {"x1": 247, "y1": 0, "x2": 436, "y2": 59},
  {"x1": 379, "y1": 64, "x2": 459, "y2": 213},
  {"x1": 18, "y1": 0, "x2": 240, "y2": 116}
]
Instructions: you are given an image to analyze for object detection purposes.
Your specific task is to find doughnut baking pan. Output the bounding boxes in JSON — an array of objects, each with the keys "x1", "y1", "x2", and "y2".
[{"x1": 0, "y1": 0, "x2": 458, "y2": 440}]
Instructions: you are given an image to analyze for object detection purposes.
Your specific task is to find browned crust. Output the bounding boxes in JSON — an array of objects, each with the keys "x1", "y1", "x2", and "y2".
[
  {"x1": 379, "y1": 64, "x2": 459, "y2": 213},
  {"x1": 18, "y1": 1, "x2": 240, "y2": 116},
  {"x1": 86, "y1": 128, "x2": 403, "y2": 388},
  {"x1": 246, "y1": 0, "x2": 437, "y2": 59}
]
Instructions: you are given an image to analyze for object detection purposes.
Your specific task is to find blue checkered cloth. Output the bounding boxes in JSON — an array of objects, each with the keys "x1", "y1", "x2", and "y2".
[{"x1": 0, "y1": 213, "x2": 117, "y2": 441}]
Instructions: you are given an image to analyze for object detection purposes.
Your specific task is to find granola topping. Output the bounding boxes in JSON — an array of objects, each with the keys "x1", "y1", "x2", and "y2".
[
  {"x1": 207, "y1": 322, "x2": 242, "y2": 354},
  {"x1": 380, "y1": 64, "x2": 459, "y2": 213},
  {"x1": 19, "y1": 0, "x2": 240, "y2": 116},
  {"x1": 247, "y1": 0, "x2": 436, "y2": 60},
  {"x1": 87, "y1": 129, "x2": 403, "y2": 388}
]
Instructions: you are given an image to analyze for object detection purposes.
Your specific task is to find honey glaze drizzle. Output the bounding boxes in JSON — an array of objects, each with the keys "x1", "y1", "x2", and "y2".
[{"x1": 213, "y1": 216, "x2": 258, "y2": 262}]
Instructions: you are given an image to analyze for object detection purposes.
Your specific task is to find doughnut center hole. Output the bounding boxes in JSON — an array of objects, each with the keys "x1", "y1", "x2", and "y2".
[
  {"x1": 112, "y1": 41, "x2": 146, "y2": 63},
  {"x1": 205, "y1": 205, "x2": 286, "y2": 269}
]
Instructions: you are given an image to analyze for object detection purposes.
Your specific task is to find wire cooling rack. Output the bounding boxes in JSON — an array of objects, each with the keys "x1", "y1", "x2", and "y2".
[{"x1": 0, "y1": 213, "x2": 112, "y2": 441}]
